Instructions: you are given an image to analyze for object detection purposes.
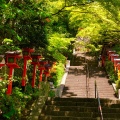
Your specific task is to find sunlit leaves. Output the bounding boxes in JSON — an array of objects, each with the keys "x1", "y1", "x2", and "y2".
[
  {"x1": 66, "y1": 0, "x2": 92, "y2": 6},
  {"x1": 47, "y1": 33, "x2": 71, "y2": 62},
  {"x1": 0, "y1": 0, "x2": 120, "y2": 49},
  {"x1": 48, "y1": 0, "x2": 65, "y2": 13},
  {"x1": 48, "y1": 33, "x2": 70, "y2": 51},
  {"x1": 67, "y1": 0, "x2": 120, "y2": 45},
  {"x1": 97, "y1": 0, "x2": 120, "y2": 18}
]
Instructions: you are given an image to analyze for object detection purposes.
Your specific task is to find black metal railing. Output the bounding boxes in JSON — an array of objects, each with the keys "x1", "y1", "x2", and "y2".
[
  {"x1": 85, "y1": 57, "x2": 89, "y2": 98},
  {"x1": 86, "y1": 60, "x2": 89, "y2": 98},
  {"x1": 95, "y1": 80, "x2": 103, "y2": 120}
]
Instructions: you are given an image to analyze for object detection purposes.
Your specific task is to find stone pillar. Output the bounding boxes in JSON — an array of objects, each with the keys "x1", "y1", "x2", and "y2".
[{"x1": 118, "y1": 89, "x2": 120, "y2": 99}]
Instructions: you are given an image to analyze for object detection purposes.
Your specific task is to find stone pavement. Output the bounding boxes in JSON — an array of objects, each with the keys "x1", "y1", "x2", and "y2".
[{"x1": 61, "y1": 51, "x2": 117, "y2": 99}]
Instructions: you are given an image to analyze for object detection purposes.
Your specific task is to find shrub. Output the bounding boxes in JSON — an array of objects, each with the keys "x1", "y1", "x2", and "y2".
[
  {"x1": 49, "y1": 62, "x2": 64, "y2": 87},
  {"x1": 116, "y1": 79, "x2": 120, "y2": 90},
  {"x1": 104, "y1": 60, "x2": 117, "y2": 83}
]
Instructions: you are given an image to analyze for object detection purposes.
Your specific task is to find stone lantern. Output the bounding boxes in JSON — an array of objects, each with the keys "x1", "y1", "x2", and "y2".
[
  {"x1": 31, "y1": 53, "x2": 42, "y2": 88},
  {"x1": 38, "y1": 60, "x2": 47, "y2": 87},
  {"x1": 113, "y1": 58, "x2": 120, "y2": 71},
  {"x1": 107, "y1": 50, "x2": 116, "y2": 60},
  {"x1": 116, "y1": 63, "x2": 120, "y2": 79},
  {"x1": 21, "y1": 48, "x2": 34, "y2": 91},
  {"x1": 5, "y1": 50, "x2": 22, "y2": 95},
  {"x1": 110, "y1": 54, "x2": 119, "y2": 62},
  {"x1": 44, "y1": 61, "x2": 52, "y2": 82},
  {"x1": 0, "y1": 55, "x2": 5, "y2": 81}
]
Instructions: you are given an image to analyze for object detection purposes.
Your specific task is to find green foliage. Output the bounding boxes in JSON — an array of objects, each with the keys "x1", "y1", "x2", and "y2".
[
  {"x1": 25, "y1": 82, "x2": 50, "y2": 99},
  {"x1": 67, "y1": 0, "x2": 120, "y2": 46},
  {"x1": 50, "y1": 62, "x2": 65, "y2": 87},
  {"x1": 1, "y1": 0, "x2": 120, "y2": 119},
  {"x1": 105, "y1": 60, "x2": 113, "y2": 74},
  {"x1": 0, "y1": 0, "x2": 120, "y2": 49},
  {"x1": 1, "y1": 87, "x2": 29, "y2": 119},
  {"x1": 85, "y1": 43, "x2": 101, "y2": 56},
  {"x1": 0, "y1": 39, "x2": 21, "y2": 54},
  {"x1": 116, "y1": 79, "x2": 120, "y2": 91},
  {"x1": 48, "y1": 90, "x2": 55, "y2": 97},
  {"x1": 46, "y1": 33, "x2": 72, "y2": 63},
  {"x1": 105, "y1": 60, "x2": 117, "y2": 83},
  {"x1": 0, "y1": 81, "x2": 50, "y2": 120},
  {"x1": 86, "y1": 44, "x2": 96, "y2": 51},
  {"x1": 109, "y1": 73, "x2": 118, "y2": 83},
  {"x1": 0, "y1": 0, "x2": 49, "y2": 48},
  {"x1": 112, "y1": 44, "x2": 120, "y2": 55}
]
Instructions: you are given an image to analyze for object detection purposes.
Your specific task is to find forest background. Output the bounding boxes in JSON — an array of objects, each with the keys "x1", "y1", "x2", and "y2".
[{"x1": 1, "y1": 0, "x2": 120, "y2": 119}]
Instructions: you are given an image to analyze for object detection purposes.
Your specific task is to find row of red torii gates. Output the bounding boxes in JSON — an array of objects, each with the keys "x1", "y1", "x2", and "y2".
[{"x1": 0, "y1": 48, "x2": 55, "y2": 95}]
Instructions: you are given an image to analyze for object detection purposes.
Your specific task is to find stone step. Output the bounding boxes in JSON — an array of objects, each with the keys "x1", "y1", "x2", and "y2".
[
  {"x1": 40, "y1": 98, "x2": 120, "y2": 120},
  {"x1": 48, "y1": 97, "x2": 119, "y2": 103},
  {"x1": 39, "y1": 116, "x2": 100, "y2": 120},
  {"x1": 45, "y1": 101, "x2": 120, "y2": 108},
  {"x1": 42, "y1": 105, "x2": 98, "y2": 112},
  {"x1": 64, "y1": 52, "x2": 116, "y2": 99},
  {"x1": 62, "y1": 91, "x2": 87, "y2": 93},
  {"x1": 41, "y1": 111, "x2": 120, "y2": 118},
  {"x1": 42, "y1": 105, "x2": 120, "y2": 113},
  {"x1": 63, "y1": 88, "x2": 86, "y2": 90},
  {"x1": 41, "y1": 111, "x2": 98, "y2": 118},
  {"x1": 66, "y1": 77, "x2": 86, "y2": 81},
  {"x1": 64, "y1": 83, "x2": 87, "y2": 85},
  {"x1": 61, "y1": 94, "x2": 89, "y2": 97},
  {"x1": 39, "y1": 52, "x2": 119, "y2": 120},
  {"x1": 39, "y1": 115, "x2": 120, "y2": 120},
  {"x1": 62, "y1": 93, "x2": 87, "y2": 96},
  {"x1": 47, "y1": 97, "x2": 96, "y2": 102}
]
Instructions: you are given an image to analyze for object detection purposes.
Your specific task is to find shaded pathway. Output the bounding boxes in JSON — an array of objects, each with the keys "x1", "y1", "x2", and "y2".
[{"x1": 62, "y1": 51, "x2": 117, "y2": 99}]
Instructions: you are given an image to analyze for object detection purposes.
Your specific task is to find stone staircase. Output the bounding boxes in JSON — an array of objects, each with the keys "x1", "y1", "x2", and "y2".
[
  {"x1": 62, "y1": 52, "x2": 116, "y2": 99},
  {"x1": 38, "y1": 51, "x2": 120, "y2": 120},
  {"x1": 39, "y1": 97, "x2": 120, "y2": 120}
]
